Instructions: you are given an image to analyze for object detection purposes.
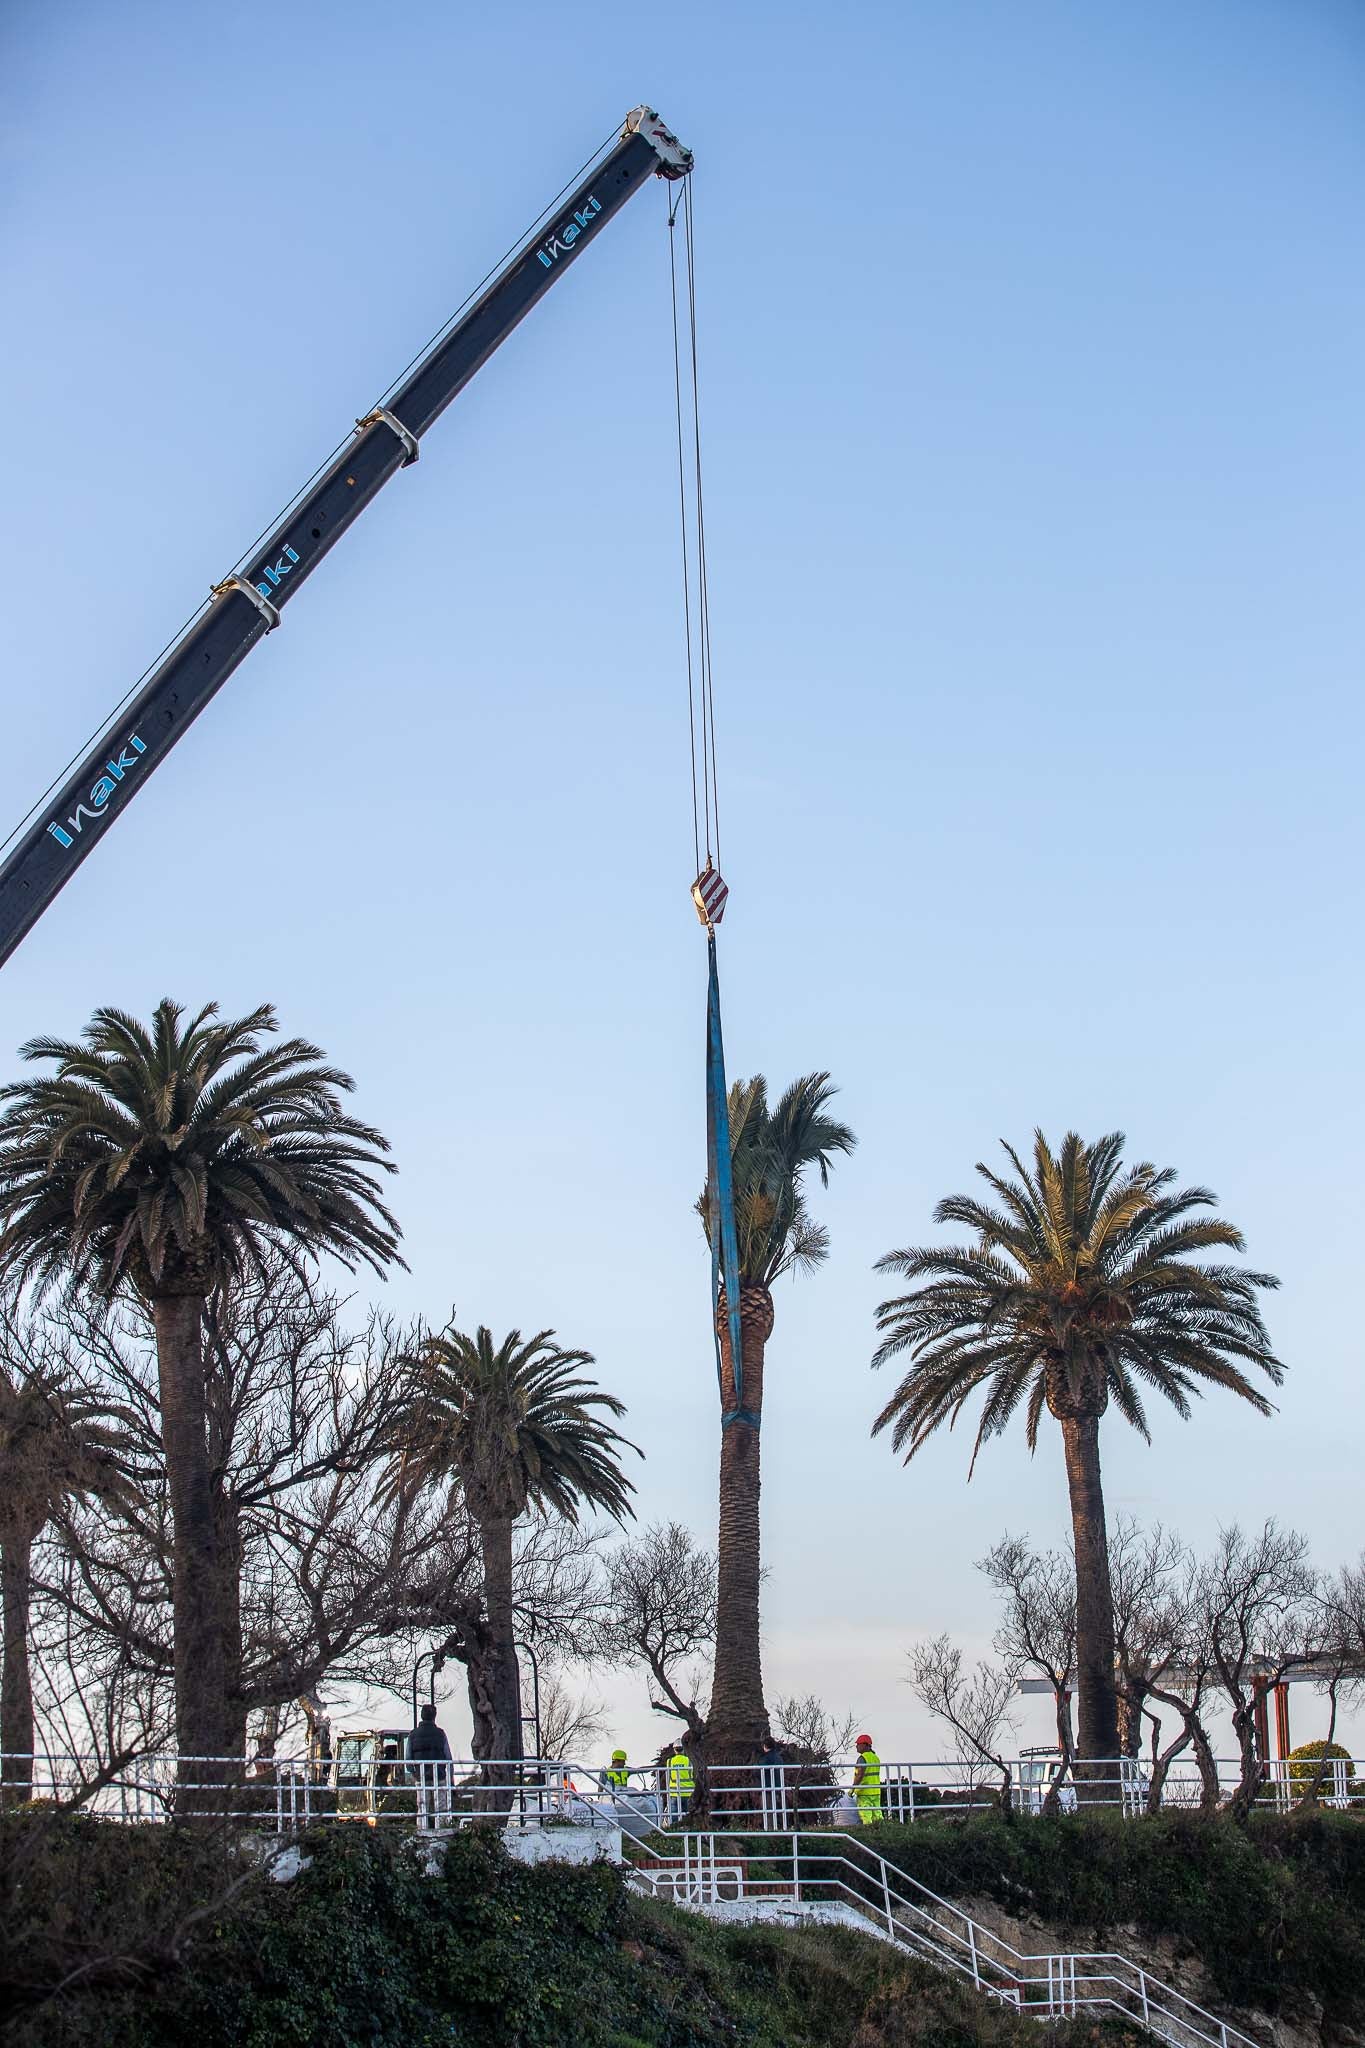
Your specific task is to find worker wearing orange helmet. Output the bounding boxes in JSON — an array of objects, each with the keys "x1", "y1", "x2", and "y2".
[{"x1": 851, "y1": 1734, "x2": 882, "y2": 1824}]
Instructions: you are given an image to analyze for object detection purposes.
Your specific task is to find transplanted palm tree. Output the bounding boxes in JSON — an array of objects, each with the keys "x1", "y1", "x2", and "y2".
[
  {"x1": 0, "y1": 1354, "x2": 135, "y2": 1800},
  {"x1": 872, "y1": 1130, "x2": 1281, "y2": 1778},
  {"x1": 0, "y1": 999, "x2": 401, "y2": 1768},
  {"x1": 391, "y1": 1325, "x2": 638, "y2": 1762},
  {"x1": 699, "y1": 1074, "x2": 855, "y2": 1766}
]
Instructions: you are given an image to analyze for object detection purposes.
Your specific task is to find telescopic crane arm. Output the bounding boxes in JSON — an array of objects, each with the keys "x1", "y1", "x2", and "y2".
[{"x1": 0, "y1": 107, "x2": 691, "y2": 970}]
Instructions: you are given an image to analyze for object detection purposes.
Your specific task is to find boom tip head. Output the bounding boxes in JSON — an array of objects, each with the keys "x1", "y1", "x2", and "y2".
[{"x1": 625, "y1": 106, "x2": 692, "y2": 179}]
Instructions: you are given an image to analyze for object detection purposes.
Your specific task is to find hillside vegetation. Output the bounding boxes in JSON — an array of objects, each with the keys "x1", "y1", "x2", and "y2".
[{"x1": 1, "y1": 1814, "x2": 1151, "y2": 2048}]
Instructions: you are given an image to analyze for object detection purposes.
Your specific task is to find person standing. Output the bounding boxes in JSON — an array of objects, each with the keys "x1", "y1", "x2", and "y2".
[
  {"x1": 851, "y1": 1734, "x2": 883, "y2": 1825},
  {"x1": 408, "y1": 1702, "x2": 453, "y2": 1830},
  {"x1": 666, "y1": 1742, "x2": 695, "y2": 1823},
  {"x1": 759, "y1": 1738, "x2": 787, "y2": 1828},
  {"x1": 603, "y1": 1748, "x2": 630, "y2": 1794}
]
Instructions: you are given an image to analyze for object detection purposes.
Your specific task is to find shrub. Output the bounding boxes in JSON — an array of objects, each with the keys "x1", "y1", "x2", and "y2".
[
  {"x1": 1286, "y1": 1740, "x2": 1354, "y2": 1799},
  {"x1": 847, "y1": 1809, "x2": 1365, "y2": 2016}
]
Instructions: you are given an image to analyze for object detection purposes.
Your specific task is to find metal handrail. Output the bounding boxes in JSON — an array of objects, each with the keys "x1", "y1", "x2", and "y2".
[
  {"x1": 625, "y1": 1827, "x2": 1258, "y2": 2048},
  {"x1": 2, "y1": 1748, "x2": 1359, "y2": 1827},
  {"x1": 0, "y1": 1745, "x2": 1274, "y2": 2048}
]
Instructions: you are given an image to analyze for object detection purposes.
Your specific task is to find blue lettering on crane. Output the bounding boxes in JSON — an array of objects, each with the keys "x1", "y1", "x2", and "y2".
[
  {"x1": 256, "y1": 543, "x2": 300, "y2": 600},
  {"x1": 536, "y1": 196, "x2": 603, "y2": 270},
  {"x1": 46, "y1": 733, "x2": 148, "y2": 850}
]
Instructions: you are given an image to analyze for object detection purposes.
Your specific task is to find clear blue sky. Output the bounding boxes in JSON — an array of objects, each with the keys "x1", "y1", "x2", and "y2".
[{"x1": 3, "y1": 0, "x2": 1363, "y2": 1759}]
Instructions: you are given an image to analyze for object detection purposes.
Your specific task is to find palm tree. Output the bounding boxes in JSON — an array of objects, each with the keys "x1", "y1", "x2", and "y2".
[
  {"x1": 699, "y1": 1074, "x2": 855, "y2": 1765},
  {"x1": 872, "y1": 1130, "x2": 1281, "y2": 1777},
  {"x1": 0, "y1": 999, "x2": 401, "y2": 1767},
  {"x1": 392, "y1": 1325, "x2": 637, "y2": 1761},
  {"x1": 0, "y1": 1354, "x2": 134, "y2": 1800}
]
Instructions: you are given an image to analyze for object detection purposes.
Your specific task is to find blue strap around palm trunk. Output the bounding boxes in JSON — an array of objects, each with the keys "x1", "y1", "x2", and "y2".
[{"x1": 706, "y1": 931, "x2": 752, "y2": 1430}]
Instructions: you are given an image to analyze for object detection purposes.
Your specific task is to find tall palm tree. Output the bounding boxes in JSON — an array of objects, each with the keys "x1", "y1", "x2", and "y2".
[
  {"x1": 699, "y1": 1074, "x2": 855, "y2": 1763},
  {"x1": 0, "y1": 1356, "x2": 134, "y2": 1800},
  {"x1": 392, "y1": 1325, "x2": 637, "y2": 1760},
  {"x1": 0, "y1": 999, "x2": 401, "y2": 1767},
  {"x1": 872, "y1": 1130, "x2": 1281, "y2": 1777}
]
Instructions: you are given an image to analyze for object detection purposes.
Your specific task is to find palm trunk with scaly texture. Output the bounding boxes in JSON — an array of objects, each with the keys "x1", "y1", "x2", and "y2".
[
  {"x1": 210, "y1": 1490, "x2": 247, "y2": 1759},
  {"x1": 479, "y1": 1514, "x2": 523, "y2": 1766},
  {"x1": 151, "y1": 1294, "x2": 230, "y2": 1787},
  {"x1": 1, "y1": 1522, "x2": 36, "y2": 1803},
  {"x1": 707, "y1": 1284, "x2": 774, "y2": 1773},
  {"x1": 1059, "y1": 1412, "x2": 1120, "y2": 1785}
]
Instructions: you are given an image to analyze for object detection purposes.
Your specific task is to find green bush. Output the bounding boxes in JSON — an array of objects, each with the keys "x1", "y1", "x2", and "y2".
[
  {"x1": 6, "y1": 1809, "x2": 1364, "y2": 2044},
  {"x1": 1286, "y1": 1740, "x2": 1354, "y2": 1797},
  {"x1": 0, "y1": 1813, "x2": 1131, "y2": 2048}
]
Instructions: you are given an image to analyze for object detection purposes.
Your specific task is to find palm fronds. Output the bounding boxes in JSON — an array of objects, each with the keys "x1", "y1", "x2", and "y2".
[
  {"x1": 697, "y1": 1072, "x2": 855, "y2": 1288},
  {"x1": 392, "y1": 1324, "x2": 639, "y2": 1529},
  {"x1": 872, "y1": 1128, "x2": 1281, "y2": 1469},
  {"x1": 0, "y1": 997, "x2": 402, "y2": 1302}
]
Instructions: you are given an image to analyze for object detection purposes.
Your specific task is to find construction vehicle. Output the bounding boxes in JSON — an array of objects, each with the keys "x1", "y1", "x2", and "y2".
[{"x1": 0, "y1": 108, "x2": 691, "y2": 970}]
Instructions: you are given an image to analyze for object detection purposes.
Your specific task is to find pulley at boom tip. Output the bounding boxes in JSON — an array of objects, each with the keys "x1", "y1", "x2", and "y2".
[{"x1": 624, "y1": 106, "x2": 692, "y2": 179}]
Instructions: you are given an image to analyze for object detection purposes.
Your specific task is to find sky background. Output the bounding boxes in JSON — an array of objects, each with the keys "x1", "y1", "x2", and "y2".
[{"x1": 2, "y1": 0, "x2": 1363, "y2": 1763}]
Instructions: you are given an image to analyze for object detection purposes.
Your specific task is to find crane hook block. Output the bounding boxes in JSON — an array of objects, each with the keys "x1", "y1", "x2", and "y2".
[{"x1": 692, "y1": 865, "x2": 729, "y2": 928}]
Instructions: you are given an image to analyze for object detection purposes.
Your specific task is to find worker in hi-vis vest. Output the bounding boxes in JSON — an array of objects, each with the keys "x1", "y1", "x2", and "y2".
[
  {"x1": 667, "y1": 1743, "x2": 695, "y2": 1821},
  {"x1": 851, "y1": 1734, "x2": 882, "y2": 1823},
  {"x1": 603, "y1": 1748, "x2": 629, "y2": 1793}
]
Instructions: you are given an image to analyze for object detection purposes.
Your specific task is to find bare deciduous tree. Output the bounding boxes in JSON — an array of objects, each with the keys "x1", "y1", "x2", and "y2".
[
  {"x1": 23, "y1": 1271, "x2": 479, "y2": 1766},
  {"x1": 1197, "y1": 1520, "x2": 1316, "y2": 1818},
  {"x1": 597, "y1": 1521, "x2": 716, "y2": 1745},
  {"x1": 905, "y1": 1633, "x2": 1018, "y2": 1812},
  {"x1": 534, "y1": 1667, "x2": 608, "y2": 1760},
  {"x1": 772, "y1": 1693, "x2": 860, "y2": 1762},
  {"x1": 980, "y1": 1535, "x2": 1075, "y2": 1802},
  {"x1": 1108, "y1": 1518, "x2": 1184, "y2": 1757}
]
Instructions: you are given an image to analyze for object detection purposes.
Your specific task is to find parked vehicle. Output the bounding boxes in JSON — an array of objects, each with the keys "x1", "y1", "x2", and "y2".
[{"x1": 1018, "y1": 1747, "x2": 1078, "y2": 1815}]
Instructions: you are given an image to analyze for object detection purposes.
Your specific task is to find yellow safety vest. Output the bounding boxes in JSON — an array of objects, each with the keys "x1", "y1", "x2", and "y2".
[
  {"x1": 854, "y1": 1750, "x2": 882, "y2": 1811},
  {"x1": 668, "y1": 1751, "x2": 694, "y2": 1796},
  {"x1": 605, "y1": 1764, "x2": 629, "y2": 1789}
]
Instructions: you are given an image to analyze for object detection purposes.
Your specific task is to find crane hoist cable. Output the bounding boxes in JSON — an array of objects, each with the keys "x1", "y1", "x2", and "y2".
[{"x1": 667, "y1": 180, "x2": 750, "y2": 1432}]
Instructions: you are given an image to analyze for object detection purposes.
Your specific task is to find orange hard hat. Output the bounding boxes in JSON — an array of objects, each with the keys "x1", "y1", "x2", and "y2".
[{"x1": 856, "y1": 1734, "x2": 873, "y2": 1749}]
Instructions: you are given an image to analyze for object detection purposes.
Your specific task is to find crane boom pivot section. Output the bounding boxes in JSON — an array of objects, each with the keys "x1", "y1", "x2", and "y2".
[{"x1": 0, "y1": 107, "x2": 691, "y2": 969}]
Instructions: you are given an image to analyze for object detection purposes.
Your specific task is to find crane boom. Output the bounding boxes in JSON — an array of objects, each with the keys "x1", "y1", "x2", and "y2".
[{"x1": 0, "y1": 107, "x2": 690, "y2": 969}]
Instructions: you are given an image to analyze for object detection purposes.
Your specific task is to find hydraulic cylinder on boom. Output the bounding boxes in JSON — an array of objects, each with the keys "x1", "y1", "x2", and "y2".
[{"x1": 0, "y1": 106, "x2": 691, "y2": 970}]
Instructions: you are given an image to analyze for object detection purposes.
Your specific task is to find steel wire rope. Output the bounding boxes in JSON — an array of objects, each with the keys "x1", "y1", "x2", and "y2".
[
  {"x1": 668, "y1": 181, "x2": 703, "y2": 877},
  {"x1": 684, "y1": 176, "x2": 722, "y2": 874},
  {"x1": 668, "y1": 174, "x2": 723, "y2": 881},
  {"x1": 0, "y1": 125, "x2": 622, "y2": 863}
]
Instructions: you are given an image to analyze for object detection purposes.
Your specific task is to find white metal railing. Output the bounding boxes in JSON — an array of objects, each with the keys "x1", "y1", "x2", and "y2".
[
  {"x1": 2, "y1": 1749, "x2": 1359, "y2": 1828},
  {"x1": 0, "y1": 1748, "x2": 1311, "y2": 2047},
  {"x1": 624, "y1": 1827, "x2": 1261, "y2": 2048},
  {"x1": 0, "y1": 1751, "x2": 664, "y2": 1832}
]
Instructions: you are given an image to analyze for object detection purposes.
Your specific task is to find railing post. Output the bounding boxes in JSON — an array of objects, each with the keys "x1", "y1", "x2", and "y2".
[
  {"x1": 907, "y1": 1771, "x2": 916, "y2": 1825},
  {"x1": 882, "y1": 1858, "x2": 894, "y2": 1938},
  {"x1": 968, "y1": 1919, "x2": 980, "y2": 1987},
  {"x1": 1139, "y1": 1970, "x2": 1150, "y2": 2031},
  {"x1": 792, "y1": 1831, "x2": 800, "y2": 1901}
]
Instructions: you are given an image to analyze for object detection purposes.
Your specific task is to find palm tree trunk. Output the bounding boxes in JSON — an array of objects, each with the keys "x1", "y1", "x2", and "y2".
[
  {"x1": 211, "y1": 1490, "x2": 247, "y2": 1759},
  {"x1": 707, "y1": 1285, "x2": 774, "y2": 1792},
  {"x1": 1059, "y1": 1412, "x2": 1120, "y2": 1790},
  {"x1": 1, "y1": 1524, "x2": 36, "y2": 1804},
  {"x1": 151, "y1": 1293, "x2": 229, "y2": 1792},
  {"x1": 478, "y1": 1514, "x2": 523, "y2": 1765}
]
